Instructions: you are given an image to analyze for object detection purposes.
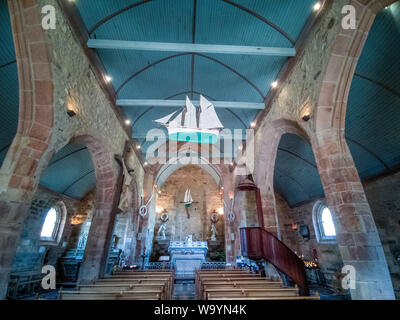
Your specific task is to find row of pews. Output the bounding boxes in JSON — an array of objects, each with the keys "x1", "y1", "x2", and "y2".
[
  {"x1": 195, "y1": 269, "x2": 320, "y2": 300},
  {"x1": 58, "y1": 270, "x2": 174, "y2": 300}
]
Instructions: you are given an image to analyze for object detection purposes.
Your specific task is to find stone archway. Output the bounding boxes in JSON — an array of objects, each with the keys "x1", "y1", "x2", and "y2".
[
  {"x1": 0, "y1": 1, "x2": 54, "y2": 299},
  {"x1": 70, "y1": 135, "x2": 118, "y2": 282},
  {"x1": 254, "y1": 118, "x2": 311, "y2": 238},
  {"x1": 313, "y1": 0, "x2": 397, "y2": 299}
]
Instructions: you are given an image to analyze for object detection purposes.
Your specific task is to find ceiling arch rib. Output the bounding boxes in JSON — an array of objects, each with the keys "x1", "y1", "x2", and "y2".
[
  {"x1": 354, "y1": 73, "x2": 400, "y2": 99},
  {"x1": 221, "y1": 0, "x2": 295, "y2": 46},
  {"x1": 115, "y1": 52, "x2": 265, "y2": 100},
  {"x1": 87, "y1": 0, "x2": 295, "y2": 46},
  {"x1": 88, "y1": 0, "x2": 151, "y2": 35}
]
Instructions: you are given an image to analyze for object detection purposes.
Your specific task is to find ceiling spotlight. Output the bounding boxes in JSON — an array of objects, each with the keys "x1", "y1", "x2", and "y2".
[
  {"x1": 313, "y1": 2, "x2": 321, "y2": 11},
  {"x1": 144, "y1": 162, "x2": 148, "y2": 166},
  {"x1": 250, "y1": 122, "x2": 256, "y2": 128},
  {"x1": 238, "y1": 145, "x2": 242, "y2": 150},
  {"x1": 105, "y1": 75, "x2": 112, "y2": 82},
  {"x1": 125, "y1": 119, "x2": 131, "y2": 125},
  {"x1": 136, "y1": 145, "x2": 141, "y2": 150},
  {"x1": 271, "y1": 81, "x2": 278, "y2": 88}
]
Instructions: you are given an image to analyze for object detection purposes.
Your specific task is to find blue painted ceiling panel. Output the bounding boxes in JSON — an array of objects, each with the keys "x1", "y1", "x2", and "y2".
[
  {"x1": 274, "y1": 134, "x2": 324, "y2": 206},
  {"x1": 39, "y1": 144, "x2": 95, "y2": 199},
  {"x1": 74, "y1": 0, "x2": 316, "y2": 152},
  {"x1": 346, "y1": 4, "x2": 400, "y2": 179},
  {"x1": 0, "y1": 0, "x2": 18, "y2": 168}
]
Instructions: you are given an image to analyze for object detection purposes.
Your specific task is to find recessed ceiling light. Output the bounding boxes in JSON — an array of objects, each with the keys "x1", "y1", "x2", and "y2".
[
  {"x1": 238, "y1": 145, "x2": 242, "y2": 150},
  {"x1": 144, "y1": 162, "x2": 148, "y2": 166},
  {"x1": 271, "y1": 81, "x2": 278, "y2": 88},
  {"x1": 125, "y1": 119, "x2": 131, "y2": 125},
  {"x1": 250, "y1": 122, "x2": 256, "y2": 128},
  {"x1": 105, "y1": 75, "x2": 112, "y2": 82},
  {"x1": 313, "y1": 2, "x2": 321, "y2": 11},
  {"x1": 136, "y1": 145, "x2": 141, "y2": 149}
]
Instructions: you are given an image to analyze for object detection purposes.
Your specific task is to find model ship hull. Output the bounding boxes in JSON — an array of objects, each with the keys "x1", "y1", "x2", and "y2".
[{"x1": 167, "y1": 126, "x2": 219, "y2": 144}]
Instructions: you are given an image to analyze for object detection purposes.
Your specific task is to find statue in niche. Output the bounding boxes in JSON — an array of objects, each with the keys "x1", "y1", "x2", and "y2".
[
  {"x1": 156, "y1": 211, "x2": 169, "y2": 241},
  {"x1": 210, "y1": 211, "x2": 219, "y2": 241}
]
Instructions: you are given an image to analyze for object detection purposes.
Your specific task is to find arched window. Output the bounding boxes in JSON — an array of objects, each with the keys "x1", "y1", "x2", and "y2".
[
  {"x1": 41, "y1": 207, "x2": 58, "y2": 239},
  {"x1": 312, "y1": 200, "x2": 337, "y2": 243},
  {"x1": 40, "y1": 203, "x2": 66, "y2": 243}
]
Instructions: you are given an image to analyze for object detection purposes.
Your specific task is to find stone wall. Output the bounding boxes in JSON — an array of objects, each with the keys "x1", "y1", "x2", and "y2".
[
  {"x1": 275, "y1": 193, "x2": 344, "y2": 289},
  {"x1": 151, "y1": 165, "x2": 225, "y2": 261},
  {"x1": 11, "y1": 186, "x2": 79, "y2": 273},
  {"x1": 363, "y1": 171, "x2": 400, "y2": 299}
]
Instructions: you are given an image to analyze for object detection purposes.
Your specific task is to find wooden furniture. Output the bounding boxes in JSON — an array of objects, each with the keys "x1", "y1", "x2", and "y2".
[
  {"x1": 58, "y1": 270, "x2": 174, "y2": 300},
  {"x1": 195, "y1": 269, "x2": 318, "y2": 300}
]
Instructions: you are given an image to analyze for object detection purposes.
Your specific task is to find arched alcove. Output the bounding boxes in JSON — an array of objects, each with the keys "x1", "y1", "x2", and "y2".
[{"x1": 150, "y1": 165, "x2": 225, "y2": 262}]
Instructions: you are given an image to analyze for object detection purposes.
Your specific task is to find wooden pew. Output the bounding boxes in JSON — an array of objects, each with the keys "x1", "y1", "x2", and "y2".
[
  {"x1": 208, "y1": 292, "x2": 321, "y2": 300},
  {"x1": 59, "y1": 289, "x2": 162, "y2": 300},
  {"x1": 199, "y1": 281, "x2": 283, "y2": 300},
  {"x1": 205, "y1": 287, "x2": 299, "y2": 300},
  {"x1": 78, "y1": 284, "x2": 168, "y2": 299}
]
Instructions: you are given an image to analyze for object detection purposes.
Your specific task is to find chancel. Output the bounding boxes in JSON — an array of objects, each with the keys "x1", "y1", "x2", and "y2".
[{"x1": 0, "y1": 0, "x2": 399, "y2": 302}]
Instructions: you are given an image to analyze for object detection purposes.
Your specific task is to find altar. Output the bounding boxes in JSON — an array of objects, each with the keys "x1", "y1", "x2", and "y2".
[{"x1": 168, "y1": 236, "x2": 208, "y2": 279}]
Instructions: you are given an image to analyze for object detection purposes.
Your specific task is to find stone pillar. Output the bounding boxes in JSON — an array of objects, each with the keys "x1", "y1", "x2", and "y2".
[
  {"x1": 219, "y1": 165, "x2": 239, "y2": 264},
  {"x1": 78, "y1": 203, "x2": 115, "y2": 282},
  {"x1": 313, "y1": 132, "x2": 395, "y2": 299},
  {"x1": 133, "y1": 169, "x2": 156, "y2": 264},
  {"x1": 0, "y1": 193, "x2": 32, "y2": 299}
]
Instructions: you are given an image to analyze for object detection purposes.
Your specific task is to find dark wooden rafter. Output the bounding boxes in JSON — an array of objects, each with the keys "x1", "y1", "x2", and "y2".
[
  {"x1": 88, "y1": 0, "x2": 152, "y2": 35},
  {"x1": 354, "y1": 72, "x2": 400, "y2": 99},
  {"x1": 255, "y1": 0, "x2": 330, "y2": 130},
  {"x1": 221, "y1": 0, "x2": 295, "y2": 45},
  {"x1": 0, "y1": 60, "x2": 16, "y2": 69},
  {"x1": 346, "y1": 136, "x2": 391, "y2": 171}
]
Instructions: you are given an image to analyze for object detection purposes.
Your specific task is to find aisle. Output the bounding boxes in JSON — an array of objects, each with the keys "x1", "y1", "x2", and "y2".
[{"x1": 172, "y1": 280, "x2": 196, "y2": 300}]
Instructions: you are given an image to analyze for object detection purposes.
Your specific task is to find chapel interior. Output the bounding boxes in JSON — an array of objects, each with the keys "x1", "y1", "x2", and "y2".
[{"x1": 0, "y1": 0, "x2": 399, "y2": 301}]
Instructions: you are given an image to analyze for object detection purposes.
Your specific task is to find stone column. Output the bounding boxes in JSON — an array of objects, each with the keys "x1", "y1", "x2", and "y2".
[
  {"x1": 78, "y1": 203, "x2": 115, "y2": 282},
  {"x1": 313, "y1": 132, "x2": 395, "y2": 299},
  {"x1": 133, "y1": 169, "x2": 156, "y2": 264},
  {"x1": 0, "y1": 192, "x2": 32, "y2": 299},
  {"x1": 219, "y1": 165, "x2": 239, "y2": 264}
]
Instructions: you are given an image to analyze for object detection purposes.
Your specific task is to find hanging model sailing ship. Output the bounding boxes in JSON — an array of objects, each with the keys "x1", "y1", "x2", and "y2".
[
  {"x1": 183, "y1": 189, "x2": 193, "y2": 219},
  {"x1": 154, "y1": 95, "x2": 224, "y2": 144}
]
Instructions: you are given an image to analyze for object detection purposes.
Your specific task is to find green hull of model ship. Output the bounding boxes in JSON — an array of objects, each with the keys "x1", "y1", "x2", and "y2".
[{"x1": 168, "y1": 132, "x2": 218, "y2": 144}]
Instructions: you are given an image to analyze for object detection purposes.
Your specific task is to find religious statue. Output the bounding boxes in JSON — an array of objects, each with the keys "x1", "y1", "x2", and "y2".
[
  {"x1": 156, "y1": 211, "x2": 169, "y2": 240},
  {"x1": 118, "y1": 157, "x2": 134, "y2": 213},
  {"x1": 210, "y1": 224, "x2": 217, "y2": 241},
  {"x1": 210, "y1": 211, "x2": 219, "y2": 241}
]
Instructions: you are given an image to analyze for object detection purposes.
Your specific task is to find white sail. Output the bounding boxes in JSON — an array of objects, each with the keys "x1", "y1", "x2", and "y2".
[
  {"x1": 154, "y1": 111, "x2": 176, "y2": 125},
  {"x1": 184, "y1": 96, "x2": 197, "y2": 128},
  {"x1": 184, "y1": 189, "x2": 193, "y2": 203},
  {"x1": 199, "y1": 95, "x2": 224, "y2": 129},
  {"x1": 169, "y1": 112, "x2": 183, "y2": 127}
]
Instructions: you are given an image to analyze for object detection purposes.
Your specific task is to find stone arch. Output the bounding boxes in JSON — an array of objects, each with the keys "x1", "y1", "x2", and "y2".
[
  {"x1": 69, "y1": 135, "x2": 118, "y2": 282},
  {"x1": 315, "y1": 0, "x2": 397, "y2": 136},
  {"x1": 0, "y1": 1, "x2": 54, "y2": 298},
  {"x1": 254, "y1": 118, "x2": 311, "y2": 236},
  {"x1": 312, "y1": 0, "x2": 396, "y2": 300},
  {"x1": 1, "y1": 0, "x2": 54, "y2": 191}
]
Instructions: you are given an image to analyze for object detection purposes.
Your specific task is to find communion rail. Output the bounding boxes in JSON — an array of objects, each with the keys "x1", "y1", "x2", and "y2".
[{"x1": 240, "y1": 227, "x2": 308, "y2": 294}]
